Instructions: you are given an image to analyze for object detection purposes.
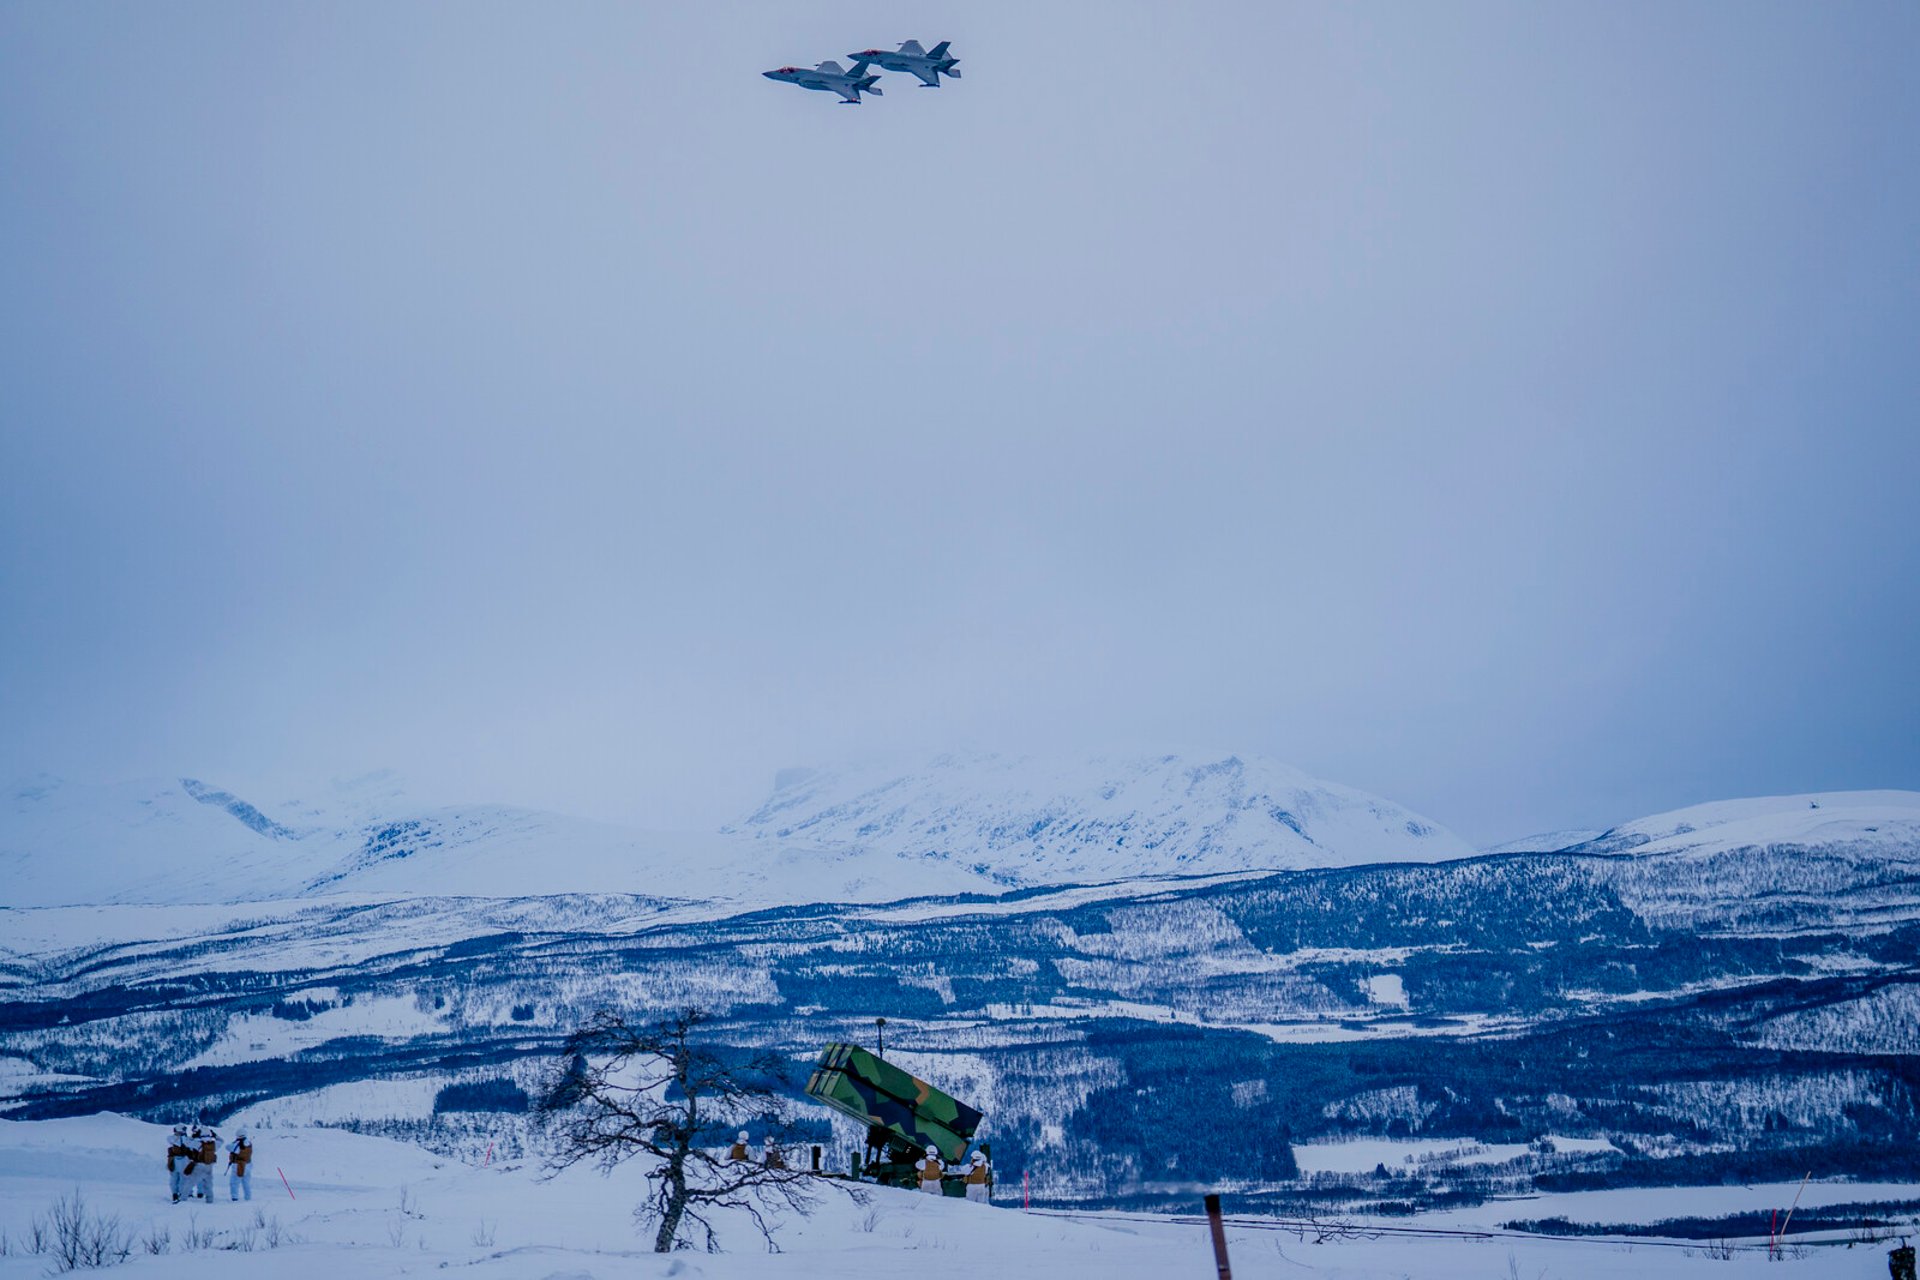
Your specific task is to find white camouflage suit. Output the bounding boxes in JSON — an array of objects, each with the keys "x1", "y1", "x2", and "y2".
[
  {"x1": 193, "y1": 1133, "x2": 218, "y2": 1201},
  {"x1": 964, "y1": 1152, "x2": 991, "y2": 1203},
  {"x1": 915, "y1": 1149, "x2": 944, "y2": 1195},
  {"x1": 227, "y1": 1135, "x2": 253, "y2": 1201},
  {"x1": 167, "y1": 1130, "x2": 189, "y2": 1202}
]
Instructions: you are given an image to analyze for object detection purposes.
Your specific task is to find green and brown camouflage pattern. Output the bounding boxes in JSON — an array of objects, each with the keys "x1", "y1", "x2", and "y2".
[{"x1": 805, "y1": 1043, "x2": 983, "y2": 1163}]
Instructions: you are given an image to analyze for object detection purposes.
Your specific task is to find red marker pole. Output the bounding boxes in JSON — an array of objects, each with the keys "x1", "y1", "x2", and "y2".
[
  {"x1": 482, "y1": 1142, "x2": 494, "y2": 1168},
  {"x1": 278, "y1": 1167, "x2": 296, "y2": 1200}
]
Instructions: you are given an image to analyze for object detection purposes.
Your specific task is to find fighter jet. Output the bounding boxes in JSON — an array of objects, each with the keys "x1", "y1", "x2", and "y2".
[
  {"x1": 763, "y1": 59, "x2": 884, "y2": 104},
  {"x1": 849, "y1": 40, "x2": 960, "y2": 88}
]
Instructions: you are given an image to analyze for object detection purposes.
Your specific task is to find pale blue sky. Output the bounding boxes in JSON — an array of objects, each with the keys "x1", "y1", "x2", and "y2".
[{"x1": 2, "y1": 1, "x2": 1915, "y2": 844}]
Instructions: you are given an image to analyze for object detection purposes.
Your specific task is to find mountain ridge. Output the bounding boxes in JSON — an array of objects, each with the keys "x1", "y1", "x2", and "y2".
[
  {"x1": 724, "y1": 750, "x2": 1476, "y2": 884},
  {"x1": 4, "y1": 763, "x2": 1916, "y2": 911}
]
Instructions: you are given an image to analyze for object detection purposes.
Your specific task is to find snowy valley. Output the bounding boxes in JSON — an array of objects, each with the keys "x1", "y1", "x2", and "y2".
[{"x1": 2, "y1": 758, "x2": 1919, "y2": 1269}]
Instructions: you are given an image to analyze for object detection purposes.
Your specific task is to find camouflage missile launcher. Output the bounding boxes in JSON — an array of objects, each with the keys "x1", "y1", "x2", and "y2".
[{"x1": 805, "y1": 1043, "x2": 983, "y2": 1191}]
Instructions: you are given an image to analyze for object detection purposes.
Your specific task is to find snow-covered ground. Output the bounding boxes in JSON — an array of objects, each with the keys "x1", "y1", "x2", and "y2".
[
  {"x1": 180, "y1": 996, "x2": 448, "y2": 1070},
  {"x1": 0, "y1": 1116, "x2": 1906, "y2": 1280},
  {"x1": 1292, "y1": 1136, "x2": 1571, "y2": 1174}
]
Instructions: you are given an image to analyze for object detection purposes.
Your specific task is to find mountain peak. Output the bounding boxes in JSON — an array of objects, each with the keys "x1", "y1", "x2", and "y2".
[
  {"x1": 724, "y1": 749, "x2": 1473, "y2": 886},
  {"x1": 1563, "y1": 789, "x2": 1920, "y2": 857}
]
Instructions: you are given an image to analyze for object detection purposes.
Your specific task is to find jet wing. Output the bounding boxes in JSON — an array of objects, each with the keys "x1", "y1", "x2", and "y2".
[
  {"x1": 898, "y1": 39, "x2": 926, "y2": 56},
  {"x1": 834, "y1": 84, "x2": 863, "y2": 103},
  {"x1": 909, "y1": 65, "x2": 941, "y2": 87},
  {"x1": 815, "y1": 60, "x2": 846, "y2": 74}
]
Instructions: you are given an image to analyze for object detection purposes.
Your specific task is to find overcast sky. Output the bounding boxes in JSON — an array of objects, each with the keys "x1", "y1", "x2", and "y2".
[{"x1": 1, "y1": 1, "x2": 1915, "y2": 846}]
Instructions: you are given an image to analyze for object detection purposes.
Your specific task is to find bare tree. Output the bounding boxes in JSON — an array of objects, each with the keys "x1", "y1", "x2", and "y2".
[
  {"x1": 44, "y1": 1191, "x2": 132, "y2": 1273},
  {"x1": 540, "y1": 1008, "x2": 851, "y2": 1252}
]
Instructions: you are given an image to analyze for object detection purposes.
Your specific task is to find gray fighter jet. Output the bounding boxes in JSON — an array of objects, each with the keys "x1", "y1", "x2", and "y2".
[
  {"x1": 849, "y1": 40, "x2": 960, "y2": 87},
  {"x1": 763, "y1": 59, "x2": 884, "y2": 104}
]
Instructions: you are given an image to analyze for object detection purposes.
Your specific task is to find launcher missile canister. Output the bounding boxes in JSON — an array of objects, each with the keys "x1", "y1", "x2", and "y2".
[{"x1": 805, "y1": 1042, "x2": 983, "y2": 1162}]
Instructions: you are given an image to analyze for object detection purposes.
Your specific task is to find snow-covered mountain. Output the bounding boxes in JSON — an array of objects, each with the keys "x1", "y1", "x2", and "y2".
[
  {"x1": 9, "y1": 762, "x2": 1916, "y2": 912},
  {"x1": 1486, "y1": 792, "x2": 1920, "y2": 859},
  {"x1": 0, "y1": 773, "x2": 753, "y2": 908},
  {"x1": 1557, "y1": 789, "x2": 1920, "y2": 858},
  {"x1": 723, "y1": 750, "x2": 1475, "y2": 884},
  {"x1": 1, "y1": 753, "x2": 1476, "y2": 908},
  {"x1": 1483, "y1": 828, "x2": 1607, "y2": 855}
]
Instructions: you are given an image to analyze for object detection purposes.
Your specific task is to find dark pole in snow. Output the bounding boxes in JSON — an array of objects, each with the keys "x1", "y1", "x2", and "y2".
[
  {"x1": 1778, "y1": 1171, "x2": 1810, "y2": 1248},
  {"x1": 875, "y1": 1016, "x2": 886, "y2": 1058},
  {"x1": 1204, "y1": 1193, "x2": 1233, "y2": 1280}
]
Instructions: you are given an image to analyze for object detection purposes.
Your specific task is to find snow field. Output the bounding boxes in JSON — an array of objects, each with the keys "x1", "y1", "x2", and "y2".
[
  {"x1": 0, "y1": 1116, "x2": 1904, "y2": 1279},
  {"x1": 1292, "y1": 1137, "x2": 1560, "y2": 1174},
  {"x1": 182, "y1": 997, "x2": 446, "y2": 1070}
]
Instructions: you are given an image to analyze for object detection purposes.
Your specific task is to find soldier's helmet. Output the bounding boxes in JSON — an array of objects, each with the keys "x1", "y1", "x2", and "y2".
[
  {"x1": 172, "y1": 1124, "x2": 187, "y2": 1135},
  {"x1": 925, "y1": 1145, "x2": 937, "y2": 1156},
  {"x1": 235, "y1": 1130, "x2": 248, "y2": 1141},
  {"x1": 737, "y1": 1130, "x2": 748, "y2": 1142}
]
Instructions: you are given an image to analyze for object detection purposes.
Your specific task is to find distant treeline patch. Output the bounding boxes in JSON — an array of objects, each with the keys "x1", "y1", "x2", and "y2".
[
  {"x1": 433, "y1": 1078, "x2": 530, "y2": 1114},
  {"x1": 1504, "y1": 1198, "x2": 1920, "y2": 1241},
  {"x1": 270, "y1": 998, "x2": 333, "y2": 1021}
]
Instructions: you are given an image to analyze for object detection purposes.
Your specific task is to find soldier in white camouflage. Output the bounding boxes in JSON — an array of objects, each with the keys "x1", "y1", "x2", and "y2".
[
  {"x1": 226, "y1": 1130, "x2": 253, "y2": 1201},
  {"x1": 193, "y1": 1129, "x2": 218, "y2": 1202},
  {"x1": 166, "y1": 1125, "x2": 191, "y2": 1203},
  {"x1": 915, "y1": 1145, "x2": 944, "y2": 1195},
  {"x1": 963, "y1": 1149, "x2": 991, "y2": 1203}
]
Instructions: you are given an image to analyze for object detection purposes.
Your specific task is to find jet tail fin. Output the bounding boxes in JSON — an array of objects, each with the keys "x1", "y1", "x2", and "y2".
[{"x1": 928, "y1": 41, "x2": 951, "y2": 60}]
